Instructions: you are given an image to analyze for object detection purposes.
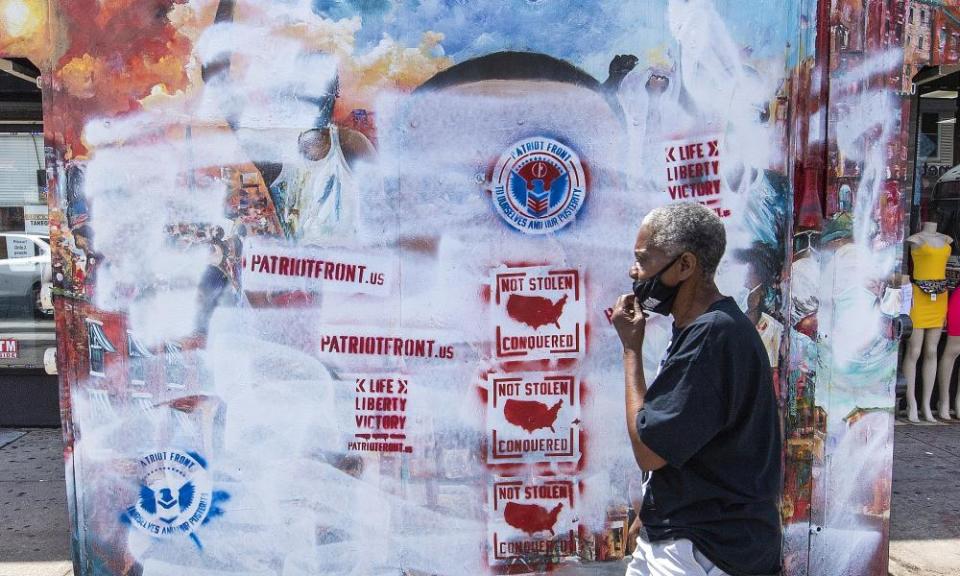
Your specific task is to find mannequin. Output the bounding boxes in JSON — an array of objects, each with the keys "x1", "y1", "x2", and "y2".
[
  {"x1": 938, "y1": 275, "x2": 960, "y2": 420},
  {"x1": 904, "y1": 222, "x2": 952, "y2": 422}
]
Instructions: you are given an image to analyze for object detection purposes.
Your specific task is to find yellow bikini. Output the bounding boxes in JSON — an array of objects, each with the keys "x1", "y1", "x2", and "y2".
[{"x1": 910, "y1": 244, "x2": 951, "y2": 329}]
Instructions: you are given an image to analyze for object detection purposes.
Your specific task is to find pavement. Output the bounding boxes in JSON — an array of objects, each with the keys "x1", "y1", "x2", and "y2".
[
  {"x1": 888, "y1": 419, "x2": 960, "y2": 576},
  {"x1": 0, "y1": 429, "x2": 72, "y2": 576},
  {"x1": 1, "y1": 424, "x2": 959, "y2": 576}
]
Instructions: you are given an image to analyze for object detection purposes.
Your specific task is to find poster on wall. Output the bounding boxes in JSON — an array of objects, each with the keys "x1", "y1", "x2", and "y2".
[{"x1": 0, "y1": 0, "x2": 906, "y2": 574}]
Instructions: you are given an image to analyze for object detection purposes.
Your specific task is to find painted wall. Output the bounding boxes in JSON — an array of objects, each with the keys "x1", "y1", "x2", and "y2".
[{"x1": 0, "y1": 1, "x2": 907, "y2": 574}]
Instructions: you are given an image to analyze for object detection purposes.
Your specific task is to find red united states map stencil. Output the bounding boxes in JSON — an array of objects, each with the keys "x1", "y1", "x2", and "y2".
[
  {"x1": 488, "y1": 478, "x2": 578, "y2": 564},
  {"x1": 503, "y1": 399, "x2": 563, "y2": 433},
  {"x1": 491, "y1": 266, "x2": 584, "y2": 361},
  {"x1": 487, "y1": 373, "x2": 580, "y2": 464},
  {"x1": 503, "y1": 501, "x2": 563, "y2": 536},
  {"x1": 505, "y1": 294, "x2": 568, "y2": 330}
]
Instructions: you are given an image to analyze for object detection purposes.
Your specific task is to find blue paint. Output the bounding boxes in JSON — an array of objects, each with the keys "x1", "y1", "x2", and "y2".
[
  {"x1": 187, "y1": 451, "x2": 208, "y2": 469},
  {"x1": 202, "y1": 490, "x2": 232, "y2": 526}
]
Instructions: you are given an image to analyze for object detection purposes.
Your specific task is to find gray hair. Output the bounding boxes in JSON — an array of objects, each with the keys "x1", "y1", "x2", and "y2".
[{"x1": 643, "y1": 202, "x2": 726, "y2": 276}]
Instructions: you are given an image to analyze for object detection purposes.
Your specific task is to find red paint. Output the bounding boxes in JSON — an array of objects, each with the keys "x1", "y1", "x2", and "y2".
[
  {"x1": 516, "y1": 160, "x2": 563, "y2": 195},
  {"x1": 476, "y1": 382, "x2": 489, "y2": 405},
  {"x1": 501, "y1": 261, "x2": 550, "y2": 269},
  {"x1": 503, "y1": 501, "x2": 563, "y2": 536},
  {"x1": 506, "y1": 294, "x2": 568, "y2": 330},
  {"x1": 479, "y1": 284, "x2": 492, "y2": 304},
  {"x1": 503, "y1": 399, "x2": 563, "y2": 433},
  {"x1": 53, "y1": 0, "x2": 194, "y2": 157}
]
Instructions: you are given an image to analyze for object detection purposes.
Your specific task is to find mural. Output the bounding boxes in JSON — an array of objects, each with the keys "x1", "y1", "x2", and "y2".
[{"x1": 0, "y1": 0, "x2": 912, "y2": 574}]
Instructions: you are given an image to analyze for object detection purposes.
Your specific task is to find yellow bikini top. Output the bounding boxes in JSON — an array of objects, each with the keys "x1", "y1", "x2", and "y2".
[{"x1": 911, "y1": 243, "x2": 951, "y2": 281}]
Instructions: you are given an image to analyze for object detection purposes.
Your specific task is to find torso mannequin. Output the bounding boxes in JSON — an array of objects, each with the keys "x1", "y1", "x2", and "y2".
[
  {"x1": 904, "y1": 222, "x2": 953, "y2": 422},
  {"x1": 939, "y1": 289, "x2": 960, "y2": 420},
  {"x1": 907, "y1": 222, "x2": 952, "y2": 249}
]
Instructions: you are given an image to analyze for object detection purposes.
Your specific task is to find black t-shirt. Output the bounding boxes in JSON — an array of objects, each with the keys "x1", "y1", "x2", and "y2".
[{"x1": 637, "y1": 297, "x2": 782, "y2": 576}]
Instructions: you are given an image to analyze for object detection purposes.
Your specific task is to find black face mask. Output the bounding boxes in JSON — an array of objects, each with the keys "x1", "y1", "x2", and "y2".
[{"x1": 632, "y1": 255, "x2": 683, "y2": 316}]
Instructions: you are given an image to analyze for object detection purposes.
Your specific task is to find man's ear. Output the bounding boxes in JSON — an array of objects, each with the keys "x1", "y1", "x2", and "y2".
[{"x1": 679, "y1": 252, "x2": 698, "y2": 280}]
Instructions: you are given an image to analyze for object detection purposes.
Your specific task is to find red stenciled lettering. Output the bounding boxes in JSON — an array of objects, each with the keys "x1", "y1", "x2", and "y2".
[
  {"x1": 499, "y1": 276, "x2": 523, "y2": 293},
  {"x1": 343, "y1": 264, "x2": 357, "y2": 282},
  {"x1": 318, "y1": 335, "x2": 453, "y2": 360}
]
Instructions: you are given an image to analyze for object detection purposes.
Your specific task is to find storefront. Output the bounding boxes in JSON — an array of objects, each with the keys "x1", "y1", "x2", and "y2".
[
  {"x1": 899, "y1": 61, "x2": 960, "y2": 425},
  {"x1": 0, "y1": 56, "x2": 57, "y2": 425}
]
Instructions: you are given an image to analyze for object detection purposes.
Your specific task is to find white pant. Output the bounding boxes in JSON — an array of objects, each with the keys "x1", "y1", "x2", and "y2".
[{"x1": 626, "y1": 537, "x2": 730, "y2": 576}]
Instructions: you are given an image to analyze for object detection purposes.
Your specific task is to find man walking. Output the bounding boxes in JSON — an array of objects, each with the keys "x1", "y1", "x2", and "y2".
[{"x1": 611, "y1": 202, "x2": 782, "y2": 576}]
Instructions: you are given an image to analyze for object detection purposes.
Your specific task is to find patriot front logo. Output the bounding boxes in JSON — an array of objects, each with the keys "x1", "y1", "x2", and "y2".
[
  {"x1": 487, "y1": 373, "x2": 580, "y2": 464},
  {"x1": 488, "y1": 477, "x2": 578, "y2": 565},
  {"x1": 491, "y1": 137, "x2": 586, "y2": 234},
  {"x1": 492, "y1": 267, "x2": 585, "y2": 361},
  {"x1": 126, "y1": 451, "x2": 212, "y2": 538}
]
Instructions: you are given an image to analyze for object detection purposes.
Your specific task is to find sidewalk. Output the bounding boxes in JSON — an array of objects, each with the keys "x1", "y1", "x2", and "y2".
[
  {"x1": 888, "y1": 420, "x2": 960, "y2": 576},
  {"x1": 1, "y1": 424, "x2": 959, "y2": 576},
  {"x1": 0, "y1": 429, "x2": 72, "y2": 576}
]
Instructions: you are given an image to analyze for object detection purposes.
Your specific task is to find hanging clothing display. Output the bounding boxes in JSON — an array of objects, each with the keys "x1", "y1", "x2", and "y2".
[
  {"x1": 948, "y1": 289, "x2": 960, "y2": 337},
  {"x1": 910, "y1": 243, "x2": 951, "y2": 329}
]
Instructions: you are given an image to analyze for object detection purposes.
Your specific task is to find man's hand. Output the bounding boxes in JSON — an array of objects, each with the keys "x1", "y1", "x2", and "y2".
[{"x1": 612, "y1": 293, "x2": 646, "y2": 353}]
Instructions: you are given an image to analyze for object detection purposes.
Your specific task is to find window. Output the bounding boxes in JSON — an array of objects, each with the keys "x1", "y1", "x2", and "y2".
[
  {"x1": 164, "y1": 342, "x2": 185, "y2": 387},
  {"x1": 920, "y1": 36, "x2": 924, "y2": 51},
  {"x1": 920, "y1": 112, "x2": 941, "y2": 160},
  {"x1": 127, "y1": 331, "x2": 152, "y2": 384},
  {"x1": 910, "y1": 7, "x2": 914, "y2": 24},
  {"x1": 86, "y1": 320, "x2": 116, "y2": 376},
  {"x1": 837, "y1": 25, "x2": 850, "y2": 50},
  {"x1": 0, "y1": 135, "x2": 44, "y2": 210},
  {"x1": 0, "y1": 235, "x2": 41, "y2": 259},
  {"x1": 922, "y1": 10, "x2": 927, "y2": 25}
]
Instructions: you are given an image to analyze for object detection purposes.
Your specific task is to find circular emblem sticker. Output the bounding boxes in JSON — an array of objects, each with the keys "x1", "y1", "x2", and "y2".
[
  {"x1": 127, "y1": 450, "x2": 212, "y2": 537},
  {"x1": 491, "y1": 137, "x2": 587, "y2": 234}
]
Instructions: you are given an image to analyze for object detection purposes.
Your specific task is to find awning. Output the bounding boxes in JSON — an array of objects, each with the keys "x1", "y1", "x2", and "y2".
[
  {"x1": 86, "y1": 321, "x2": 116, "y2": 353},
  {"x1": 127, "y1": 333, "x2": 153, "y2": 358},
  {"x1": 164, "y1": 342, "x2": 183, "y2": 364},
  {"x1": 87, "y1": 388, "x2": 115, "y2": 420},
  {"x1": 132, "y1": 393, "x2": 154, "y2": 417}
]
